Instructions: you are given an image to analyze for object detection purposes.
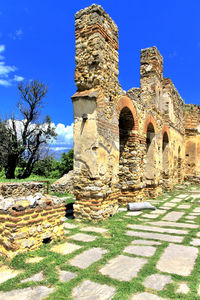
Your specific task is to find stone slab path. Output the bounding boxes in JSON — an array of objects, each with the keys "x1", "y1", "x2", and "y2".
[
  {"x1": 0, "y1": 187, "x2": 200, "y2": 299},
  {"x1": 99, "y1": 255, "x2": 147, "y2": 281}
]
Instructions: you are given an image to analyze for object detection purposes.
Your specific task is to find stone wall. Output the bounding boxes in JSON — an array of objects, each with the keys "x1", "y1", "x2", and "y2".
[
  {"x1": 0, "y1": 194, "x2": 66, "y2": 258},
  {"x1": 72, "y1": 4, "x2": 200, "y2": 221},
  {"x1": 0, "y1": 182, "x2": 44, "y2": 198},
  {"x1": 184, "y1": 105, "x2": 200, "y2": 181}
]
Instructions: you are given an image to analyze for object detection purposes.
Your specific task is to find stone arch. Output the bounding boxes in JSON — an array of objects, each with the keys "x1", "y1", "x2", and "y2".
[
  {"x1": 117, "y1": 98, "x2": 138, "y2": 203},
  {"x1": 116, "y1": 96, "x2": 138, "y2": 131},
  {"x1": 144, "y1": 114, "x2": 158, "y2": 134},
  {"x1": 162, "y1": 130, "x2": 169, "y2": 176},
  {"x1": 144, "y1": 117, "x2": 156, "y2": 181}
]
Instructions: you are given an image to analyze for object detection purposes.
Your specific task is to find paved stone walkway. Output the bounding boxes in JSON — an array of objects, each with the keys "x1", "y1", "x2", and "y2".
[{"x1": 0, "y1": 186, "x2": 200, "y2": 299}]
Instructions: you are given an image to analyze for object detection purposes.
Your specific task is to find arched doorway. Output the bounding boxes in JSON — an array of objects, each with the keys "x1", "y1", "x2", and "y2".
[
  {"x1": 119, "y1": 107, "x2": 135, "y2": 194},
  {"x1": 162, "y1": 131, "x2": 169, "y2": 175},
  {"x1": 144, "y1": 122, "x2": 156, "y2": 181},
  {"x1": 119, "y1": 107, "x2": 134, "y2": 158}
]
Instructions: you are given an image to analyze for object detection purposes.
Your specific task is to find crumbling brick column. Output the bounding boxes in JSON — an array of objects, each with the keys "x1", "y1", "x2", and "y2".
[{"x1": 72, "y1": 5, "x2": 122, "y2": 221}]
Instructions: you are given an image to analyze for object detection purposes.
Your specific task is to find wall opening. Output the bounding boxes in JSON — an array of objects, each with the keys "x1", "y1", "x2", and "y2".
[
  {"x1": 144, "y1": 122, "x2": 156, "y2": 181},
  {"x1": 65, "y1": 203, "x2": 74, "y2": 219},
  {"x1": 162, "y1": 131, "x2": 169, "y2": 176},
  {"x1": 119, "y1": 107, "x2": 135, "y2": 188}
]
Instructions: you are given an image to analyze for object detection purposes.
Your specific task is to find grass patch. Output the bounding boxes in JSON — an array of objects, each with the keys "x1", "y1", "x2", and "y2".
[{"x1": 0, "y1": 184, "x2": 199, "y2": 299}]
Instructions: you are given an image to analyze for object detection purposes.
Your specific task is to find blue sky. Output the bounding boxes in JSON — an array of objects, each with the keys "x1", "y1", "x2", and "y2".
[{"x1": 0, "y1": 0, "x2": 200, "y2": 153}]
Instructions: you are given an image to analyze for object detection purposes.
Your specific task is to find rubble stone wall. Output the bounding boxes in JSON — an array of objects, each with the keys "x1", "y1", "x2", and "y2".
[
  {"x1": 0, "y1": 182, "x2": 44, "y2": 198},
  {"x1": 0, "y1": 194, "x2": 66, "y2": 258},
  {"x1": 72, "y1": 4, "x2": 200, "y2": 221},
  {"x1": 184, "y1": 105, "x2": 200, "y2": 181}
]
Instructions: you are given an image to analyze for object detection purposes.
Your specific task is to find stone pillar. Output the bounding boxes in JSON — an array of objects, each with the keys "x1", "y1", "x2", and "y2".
[
  {"x1": 140, "y1": 46, "x2": 163, "y2": 110},
  {"x1": 72, "y1": 5, "x2": 121, "y2": 221}
]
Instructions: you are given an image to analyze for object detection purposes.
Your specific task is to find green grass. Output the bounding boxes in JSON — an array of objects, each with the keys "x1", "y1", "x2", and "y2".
[
  {"x1": 0, "y1": 184, "x2": 200, "y2": 299},
  {"x1": 0, "y1": 175, "x2": 57, "y2": 185}
]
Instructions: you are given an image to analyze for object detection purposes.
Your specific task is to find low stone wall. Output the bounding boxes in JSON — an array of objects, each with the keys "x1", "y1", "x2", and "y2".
[
  {"x1": 184, "y1": 175, "x2": 200, "y2": 185},
  {"x1": 0, "y1": 193, "x2": 66, "y2": 258},
  {"x1": 0, "y1": 182, "x2": 44, "y2": 198},
  {"x1": 51, "y1": 171, "x2": 74, "y2": 195}
]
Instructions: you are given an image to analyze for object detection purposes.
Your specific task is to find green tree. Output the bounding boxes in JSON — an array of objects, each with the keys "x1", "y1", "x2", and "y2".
[
  {"x1": 59, "y1": 149, "x2": 73, "y2": 176},
  {"x1": 32, "y1": 156, "x2": 60, "y2": 178},
  {"x1": 2, "y1": 80, "x2": 57, "y2": 179}
]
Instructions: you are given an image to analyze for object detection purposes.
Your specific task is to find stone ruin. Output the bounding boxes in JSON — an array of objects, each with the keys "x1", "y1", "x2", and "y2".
[
  {"x1": 0, "y1": 182, "x2": 66, "y2": 258},
  {"x1": 72, "y1": 4, "x2": 200, "y2": 221}
]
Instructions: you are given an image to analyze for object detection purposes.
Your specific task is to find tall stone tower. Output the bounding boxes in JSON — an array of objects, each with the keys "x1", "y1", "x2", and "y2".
[{"x1": 71, "y1": 5, "x2": 122, "y2": 221}]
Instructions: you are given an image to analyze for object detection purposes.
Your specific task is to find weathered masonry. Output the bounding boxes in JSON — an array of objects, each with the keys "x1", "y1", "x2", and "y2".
[
  {"x1": 0, "y1": 183, "x2": 66, "y2": 258},
  {"x1": 71, "y1": 4, "x2": 200, "y2": 221}
]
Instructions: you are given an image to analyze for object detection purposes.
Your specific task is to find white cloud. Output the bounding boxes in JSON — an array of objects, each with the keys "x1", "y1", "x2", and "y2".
[
  {"x1": 0, "y1": 45, "x2": 5, "y2": 53},
  {"x1": 14, "y1": 75, "x2": 24, "y2": 82},
  {"x1": 0, "y1": 45, "x2": 5, "y2": 60},
  {"x1": 9, "y1": 29, "x2": 23, "y2": 40},
  {"x1": 0, "y1": 44, "x2": 24, "y2": 87},
  {"x1": 51, "y1": 123, "x2": 74, "y2": 146},
  {"x1": 0, "y1": 61, "x2": 16, "y2": 77},
  {"x1": 0, "y1": 79, "x2": 11, "y2": 87},
  {"x1": 6, "y1": 120, "x2": 74, "y2": 153},
  {"x1": 51, "y1": 147, "x2": 71, "y2": 152}
]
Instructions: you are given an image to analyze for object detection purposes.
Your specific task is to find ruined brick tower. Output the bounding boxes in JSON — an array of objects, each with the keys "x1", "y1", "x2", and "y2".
[{"x1": 71, "y1": 4, "x2": 200, "y2": 221}]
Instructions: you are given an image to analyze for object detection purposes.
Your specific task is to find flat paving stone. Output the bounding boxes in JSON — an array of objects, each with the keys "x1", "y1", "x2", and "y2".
[
  {"x1": 127, "y1": 211, "x2": 142, "y2": 216},
  {"x1": 190, "y1": 238, "x2": 200, "y2": 246},
  {"x1": 131, "y1": 292, "x2": 165, "y2": 299},
  {"x1": 131, "y1": 240, "x2": 161, "y2": 246},
  {"x1": 142, "y1": 214, "x2": 160, "y2": 219},
  {"x1": 70, "y1": 233, "x2": 97, "y2": 242},
  {"x1": 59, "y1": 270, "x2": 77, "y2": 282},
  {"x1": 127, "y1": 224, "x2": 188, "y2": 235},
  {"x1": 124, "y1": 245, "x2": 156, "y2": 257},
  {"x1": 170, "y1": 198, "x2": 182, "y2": 203},
  {"x1": 63, "y1": 223, "x2": 78, "y2": 229},
  {"x1": 25, "y1": 257, "x2": 44, "y2": 264},
  {"x1": 50, "y1": 242, "x2": 82, "y2": 255},
  {"x1": 185, "y1": 215, "x2": 196, "y2": 220},
  {"x1": 151, "y1": 209, "x2": 166, "y2": 215},
  {"x1": 157, "y1": 243, "x2": 198, "y2": 276},
  {"x1": 178, "y1": 204, "x2": 191, "y2": 209},
  {"x1": 70, "y1": 247, "x2": 108, "y2": 269},
  {"x1": 143, "y1": 273, "x2": 172, "y2": 291},
  {"x1": 81, "y1": 226, "x2": 108, "y2": 234},
  {"x1": 126, "y1": 230, "x2": 184, "y2": 243},
  {"x1": 0, "y1": 266, "x2": 22, "y2": 284},
  {"x1": 159, "y1": 206, "x2": 171, "y2": 210},
  {"x1": 149, "y1": 221, "x2": 198, "y2": 229},
  {"x1": 72, "y1": 280, "x2": 116, "y2": 300},
  {"x1": 176, "y1": 194, "x2": 188, "y2": 198},
  {"x1": 162, "y1": 203, "x2": 177, "y2": 207},
  {"x1": 21, "y1": 272, "x2": 44, "y2": 283},
  {"x1": 162, "y1": 211, "x2": 184, "y2": 221},
  {"x1": 176, "y1": 283, "x2": 190, "y2": 294},
  {"x1": 193, "y1": 208, "x2": 200, "y2": 213},
  {"x1": 0, "y1": 286, "x2": 54, "y2": 300},
  {"x1": 99, "y1": 255, "x2": 147, "y2": 281}
]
